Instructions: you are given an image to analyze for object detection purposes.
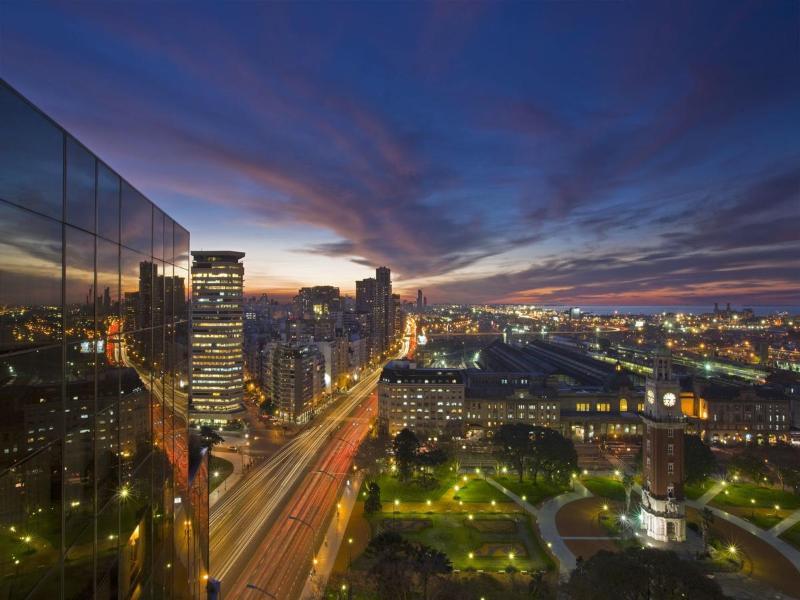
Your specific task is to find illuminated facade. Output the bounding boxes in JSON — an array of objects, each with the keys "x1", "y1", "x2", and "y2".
[
  {"x1": 378, "y1": 362, "x2": 465, "y2": 436},
  {"x1": 190, "y1": 251, "x2": 246, "y2": 423},
  {"x1": 0, "y1": 79, "x2": 207, "y2": 598},
  {"x1": 640, "y1": 349, "x2": 687, "y2": 542}
]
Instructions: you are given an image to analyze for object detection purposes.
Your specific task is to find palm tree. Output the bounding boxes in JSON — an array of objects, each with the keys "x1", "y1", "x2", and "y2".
[
  {"x1": 622, "y1": 473, "x2": 635, "y2": 514},
  {"x1": 701, "y1": 508, "x2": 714, "y2": 555},
  {"x1": 413, "y1": 544, "x2": 452, "y2": 600}
]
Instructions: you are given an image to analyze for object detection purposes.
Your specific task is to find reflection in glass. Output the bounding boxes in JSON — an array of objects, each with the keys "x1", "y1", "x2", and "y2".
[
  {"x1": 0, "y1": 84, "x2": 63, "y2": 219},
  {"x1": 121, "y1": 182, "x2": 152, "y2": 255},
  {"x1": 65, "y1": 225, "x2": 95, "y2": 342},
  {"x1": 174, "y1": 225, "x2": 190, "y2": 271},
  {"x1": 0, "y1": 201, "x2": 63, "y2": 353},
  {"x1": 153, "y1": 207, "x2": 165, "y2": 262},
  {"x1": 97, "y1": 237, "x2": 120, "y2": 339},
  {"x1": 66, "y1": 136, "x2": 96, "y2": 233},
  {"x1": 64, "y1": 340, "x2": 95, "y2": 551},
  {"x1": 0, "y1": 442, "x2": 62, "y2": 599},
  {"x1": 97, "y1": 162, "x2": 119, "y2": 243}
]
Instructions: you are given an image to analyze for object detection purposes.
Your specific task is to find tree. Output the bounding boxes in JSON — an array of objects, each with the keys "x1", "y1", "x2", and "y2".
[
  {"x1": 393, "y1": 428, "x2": 420, "y2": 482},
  {"x1": 259, "y1": 398, "x2": 275, "y2": 415},
  {"x1": 729, "y1": 450, "x2": 768, "y2": 483},
  {"x1": 413, "y1": 543, "x2": 452, "y2": 600},
  {"x1": 364, "y1": 482, "x2": 382, "y2": 515},
  {"x1": 564, "y1": 548, "x2": 726, "y2": 599},
  {"x1": 684, "y1": 435, "x2": 717, "y2": 483},
  {"x1": 493, "y1": 423, "x2": 534, "y2": 482},
  {"x1": 365, "y1": 531, "x2": 416, "y2": 600},
  {"x1": 622, "y1": 473, "x2": 634, "y2": 514},
  {"x1": 535, "y1": 428, "x2": 578, "y2": 486},
  {"x1": 415, "y1": 446, "x2": 449, "y2": 471},
  {"x1": 199, "y1": 425, "x2": 225, "y2": 449},
  {"x1": 700, "y1": 507, "x2": 715, "y2": 555}
]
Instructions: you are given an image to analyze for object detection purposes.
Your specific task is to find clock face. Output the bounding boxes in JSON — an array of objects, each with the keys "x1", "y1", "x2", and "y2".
[
  {"x1": 663, "y1": 392, "x2": 677, "y2": 407},
  {"x1": 646, "y1": 389, "x2": 655, "y2": 404}
]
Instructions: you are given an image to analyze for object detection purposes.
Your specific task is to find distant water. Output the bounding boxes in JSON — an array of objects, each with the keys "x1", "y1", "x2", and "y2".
[{"x1": 538, "y1": 305, "x2": 800, "y2": 316}]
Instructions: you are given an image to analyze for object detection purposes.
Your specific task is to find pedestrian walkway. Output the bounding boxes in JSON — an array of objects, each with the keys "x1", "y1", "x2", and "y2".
[
  {"x1": 209, "y1": 450, "x2": 244, "y2": 509},
  {"x1": 770, "y1": 507, "x2": 800, "y2": 537},
  {"x1": 300, "y1": 472, "x2": 364, "y2": 600},
  {"x1": 696, "y1": 481, "x2": 725, "y2": 506},
  {"x1": 685, "y1": 497, "x2": 800, "y2": 572},
  {"x1": 486, "y1": 476, "x2": 591, "y2": 577}
]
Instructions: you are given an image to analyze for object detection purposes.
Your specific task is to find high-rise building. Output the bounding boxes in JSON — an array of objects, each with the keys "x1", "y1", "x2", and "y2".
[
  {"x1": 640, "y1": 349, "x2": 686, "y2": 542},
  {"x1": 417, "y1": 289, "x2": 423, "y2": 311},
  {"x1": 355, "y1": 277, "x2": 376, "y2": 358},
  {"x1": 269, "y1": 344, "x2": 325, "y2": 423},
  {"x1": 190, "y1": 251, "x2": 246, "y2": 423},
  {"x1": 0, "y1": 79, "x2": 207, "y2": 598},
  {"x1": 374, "y1": 266, "x2": 392, "y2": 355}
]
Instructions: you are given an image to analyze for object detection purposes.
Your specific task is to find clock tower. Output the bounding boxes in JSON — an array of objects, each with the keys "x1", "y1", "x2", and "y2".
[{"x1": 640, "y1": 348, "x2": 686, "y2": 542}]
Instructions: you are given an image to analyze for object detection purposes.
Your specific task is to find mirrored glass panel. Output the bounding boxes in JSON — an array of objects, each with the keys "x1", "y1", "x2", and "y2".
[
  {"x1": 153, "y1": 207, "x2": 165, "y2": 262},
  {"x1": 64, "y1": 340, "x2": 95, "y2": 552},
  {"x1": 65, "y1": 225, "x2": 95, "y2": 342},
  {"x1": 0, "y1": 83, "x2": 63, "y2": 219},
  {"x1": 97, "y1": 162, "x2": 120, "y2": 243},
  {"x1": 122, "y1": 249, "x2": 153, "y2": 335},
  {"x1": 65, "y1": 136, "x2": 96, "y2": 233},
  {"x1": 97, "y1": 237, "x2": 120, "y2": 339},
  {"x1": 0, "y1": 441, "x2": 62, "y2": 599},
  {"x1": 121, "y1": 182, "x2": 152, "y2": 255},
  {"x1": 174, "y1": 225, "x2": 189, "y2": 271},
  {"x1": 0, "y1": 201, "x2": 63, "y2": 353}
]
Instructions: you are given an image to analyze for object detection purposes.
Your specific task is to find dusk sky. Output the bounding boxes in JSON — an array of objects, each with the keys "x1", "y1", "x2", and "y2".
[{"x1": 1, "y1": 1, "x2": 798, "y2": 305}]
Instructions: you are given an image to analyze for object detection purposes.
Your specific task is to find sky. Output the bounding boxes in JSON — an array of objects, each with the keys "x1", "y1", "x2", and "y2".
[{"x1": 1, "y1": 1, "x2": 798, "y2": 305}]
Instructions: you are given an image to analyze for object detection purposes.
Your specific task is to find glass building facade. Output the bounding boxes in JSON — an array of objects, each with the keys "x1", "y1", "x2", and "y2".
[{"x1": 0, "y1": 79, "x2": 208, "y2": 598}]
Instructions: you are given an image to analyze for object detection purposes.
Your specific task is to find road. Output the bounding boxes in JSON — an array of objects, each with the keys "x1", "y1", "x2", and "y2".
[
  {"x1": 209, "y1": 365, "x2": 383, "y2": 596},
  {"x1": 225, "y1": 392, "x2": 376, "y2": 599}
]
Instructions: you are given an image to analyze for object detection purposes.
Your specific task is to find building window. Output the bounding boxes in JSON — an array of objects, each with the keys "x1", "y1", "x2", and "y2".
[
  {"x1": 576, "y1": 403, "x2": 590, "y2": 412},
  {"x1": 596, "y1": 402, "x2": 610, "y2": 412},
  {"x1": 667, "y1": 444, "x2": 674, "y2": 455},
  {"x1": 619, "y1": 398, "x2": 628, "y2": 412},
  {"x1": 667, "y1": 462, "x2": 674, "y2": 475},
  {"x1": 667, "y1": 428, "x2": 674, "y2": 438}
]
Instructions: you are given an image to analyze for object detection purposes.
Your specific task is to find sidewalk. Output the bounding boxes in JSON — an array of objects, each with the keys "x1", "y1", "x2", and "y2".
[
  {"x1": 685, "y1": 497, "x2": 800, "y2": 572},
  {"x1": 770, "y1": 508, "x2": 800, "y2": 537},
  {"x1": 209, "y1": 450, "x2": 245, "y2": 508},
  {"x1": 300, "y1": 472, "x2": 365, "y2": 600},
  {"x1": 696, "y1": 481, "x2": 725, "y2": 506}
]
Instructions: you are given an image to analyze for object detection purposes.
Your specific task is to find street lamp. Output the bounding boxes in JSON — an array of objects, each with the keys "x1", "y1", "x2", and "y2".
[{"x1": 245, "y1": 583, "x2": 276, "y2": 598}]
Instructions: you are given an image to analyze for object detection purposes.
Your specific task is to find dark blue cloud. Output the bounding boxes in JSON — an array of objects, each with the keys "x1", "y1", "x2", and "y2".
[{"x1": 1, "y1": 0, "x2": 797, "y2": 303}]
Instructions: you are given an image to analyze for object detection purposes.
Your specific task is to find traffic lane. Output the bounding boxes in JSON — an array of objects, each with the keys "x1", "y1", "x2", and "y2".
[{"x1": 231, "y1": 395, "x2": 376, "y2": 598}]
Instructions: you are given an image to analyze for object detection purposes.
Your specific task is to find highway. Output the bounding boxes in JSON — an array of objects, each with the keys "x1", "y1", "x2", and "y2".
[{"x1": 210, "y1": 321, "x2": 412, "y2": 598}]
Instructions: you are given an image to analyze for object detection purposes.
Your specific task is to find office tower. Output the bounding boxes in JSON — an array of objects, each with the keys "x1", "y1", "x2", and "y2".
[
  {"x1": 270, "y1": 344, "x2": 325, "y2": 423},
  {"x1": 640, "y1": 349, "x2": 686, "y2": 542},
  {"x1": 294, "y1": 286, "x2": 341, "y2": 319},
  {"x1": 392, "y1": 293, "x2": 403, "y2": 341},
  {"x1": 355, "y1": 278, "x2": 376, "y2": 358},
  {"x1": 374, "y1": 267, "x2": 392, "y2": 355},
  {"x1": 0, "y1": 79, "x2": 207, "y2": 598},
  {"x1": 190, "y1": 251, "x2": 246, "y2": 423},
  {"x1": 417, "y1": 289, "x2": 423, "y2": 311}
]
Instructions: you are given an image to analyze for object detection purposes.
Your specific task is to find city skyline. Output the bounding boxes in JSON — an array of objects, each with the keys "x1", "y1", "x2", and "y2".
[{"x1": 2, "y1": 1, "x2": 798, "y2": 305}]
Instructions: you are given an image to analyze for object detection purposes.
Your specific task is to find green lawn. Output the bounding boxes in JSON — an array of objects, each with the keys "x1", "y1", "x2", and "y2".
[
  {"x1": 582, "y1": 476, "x2": 626, "y2": 502},
  {"x1": 709, "y1": 483, "x2": 800, "y2": 510},
  {"x1": 493, "y1": 476, "x2": 568, "y2": 506},
  {"x1": 454, "y1": 478, "x2": 513, "y2": 503},
  {"x1": 364, "y1": 512, "x2": 551, "y2": 572},
  {"x1": 209, "y1": 455, "x2": 235, "y2": 492},
  {"x1": 780, "y1": 521, "x2": 800, "y2": 552},
  {"x1": 684, "y1": 479, "x2": 716, "y2": 500},
  {"x1": 370, "y1": 468, "x2": 458, "y2": 503},
  {"x1": 744, "y1": 512, "x2": 783, "y2": 530}
]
